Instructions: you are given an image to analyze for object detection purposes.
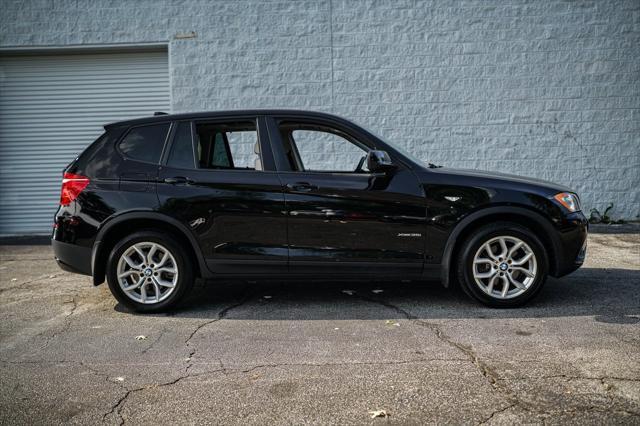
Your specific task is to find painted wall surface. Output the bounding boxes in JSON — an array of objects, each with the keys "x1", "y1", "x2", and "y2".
[{"x1": 1, "y1": 0, "x2": 638, "y2": 219}]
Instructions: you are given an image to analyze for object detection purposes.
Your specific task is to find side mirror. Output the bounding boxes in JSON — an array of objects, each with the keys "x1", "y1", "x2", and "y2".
[{"x1": 366, "y1": 150, "x2": 396, "y2": 173}]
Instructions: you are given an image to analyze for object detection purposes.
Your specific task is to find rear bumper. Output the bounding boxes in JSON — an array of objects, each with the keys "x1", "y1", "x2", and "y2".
[
  {"x1": 552, "y1": 211, "x2": 588, "y2": 277},
  {"x1": 52, "y1": 239, "x2": 92, "y2": 276}
]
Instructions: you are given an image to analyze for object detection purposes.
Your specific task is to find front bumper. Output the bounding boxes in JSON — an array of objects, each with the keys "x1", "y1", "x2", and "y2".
[
  {"x1": 552, "y1": 211, "x2": 588, "y2": 277},
  {"x1": 52, "y1": 239, "x2": 92, "y2": 276}
]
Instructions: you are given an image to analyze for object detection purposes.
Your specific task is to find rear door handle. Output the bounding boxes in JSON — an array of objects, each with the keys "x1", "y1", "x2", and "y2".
[
  {"x1": 164, "y1": 176, "x2": 194, "y2": 185},
  {"x1": 286, "y1": 182, "x2": 317, "y2": 192}
]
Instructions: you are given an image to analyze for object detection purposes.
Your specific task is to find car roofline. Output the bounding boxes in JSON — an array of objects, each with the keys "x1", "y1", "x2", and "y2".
[
  {"x1": 103, "y1": 108, "x2": 422, "y2": 170},
  {"x1": 103, "y1": 109, "x2": 353, "y2": 130}
]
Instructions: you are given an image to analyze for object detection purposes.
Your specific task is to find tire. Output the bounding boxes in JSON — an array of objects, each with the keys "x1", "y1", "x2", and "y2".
[
  {"x1": 106, "y1": 230, "x2": 194, "y2": 313},
  {"x1": 455, "y1": 222, "x2": 548, "y2": 308}
]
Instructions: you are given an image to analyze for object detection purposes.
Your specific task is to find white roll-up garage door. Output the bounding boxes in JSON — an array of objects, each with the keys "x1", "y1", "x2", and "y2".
[{"x1": 0, "y1": 49, "x2": 170, "y2": 235}]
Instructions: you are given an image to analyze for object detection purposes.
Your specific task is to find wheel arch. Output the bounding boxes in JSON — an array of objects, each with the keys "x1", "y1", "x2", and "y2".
[
  {"x1": 441, "y1": 206, "x2": 561, "y2": 287},
  {"x1": 91, "y1": 212, "x2": 208, "y2": 285}
]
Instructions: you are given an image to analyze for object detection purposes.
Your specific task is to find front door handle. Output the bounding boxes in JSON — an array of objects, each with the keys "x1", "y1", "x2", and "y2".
[
  {"x1": 286, "y1": 182, "x2": 317, "y2": 192},
  {"x1": 164, "y1": 176, "x2": 194, "y2": 185}
]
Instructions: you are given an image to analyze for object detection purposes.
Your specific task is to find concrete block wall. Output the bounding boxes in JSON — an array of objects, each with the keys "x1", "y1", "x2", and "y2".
[{"x1": 1, "y1": 0, "x2": 638, "y2": 219}]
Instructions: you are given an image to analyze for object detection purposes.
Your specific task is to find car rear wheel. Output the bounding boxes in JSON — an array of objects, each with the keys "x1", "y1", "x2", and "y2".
[
  {"x1": 456, "y1": 222, "x2": 548, "y2": 308},
  {"x1": 106, "y1": 231, "x2": 194, "y2": 312}
]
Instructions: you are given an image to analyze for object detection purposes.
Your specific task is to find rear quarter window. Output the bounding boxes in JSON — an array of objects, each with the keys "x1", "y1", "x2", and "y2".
[
  {"x1": 73, "y1": 127, "x2": 127, "y2": 177},
  {"x1": 118, "y1": 123, "x2": 171, "y2": 164}
]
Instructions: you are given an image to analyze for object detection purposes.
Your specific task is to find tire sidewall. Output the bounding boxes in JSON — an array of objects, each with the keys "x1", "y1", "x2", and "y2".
[
  {"x1": 106, "y1": 231, "x2": 193, "y2": 312},
  {"x1": 458, "y1": 223, "x2": 548, "y2": 308}
]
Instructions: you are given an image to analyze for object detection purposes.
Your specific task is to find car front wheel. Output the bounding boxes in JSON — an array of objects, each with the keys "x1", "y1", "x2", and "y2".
[
  {"x1": 106, "y1": 231, "x2": 194, "y2": 312},
  {"x1": 456, "y1": 222, "x2": 548, "y2": 308}
]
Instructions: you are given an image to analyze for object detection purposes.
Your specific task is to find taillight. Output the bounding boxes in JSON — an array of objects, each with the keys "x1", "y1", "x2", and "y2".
[{"x1": 60, "y1": 172, "x2": 90, "y2": 206}]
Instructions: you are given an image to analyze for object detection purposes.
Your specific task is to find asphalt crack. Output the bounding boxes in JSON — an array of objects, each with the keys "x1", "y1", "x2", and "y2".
[
  {"x1": 478, "y1": 403, "x2": 517, "y2": 425},
  {"x1": 98, "y1": 358, "x2": 457, "y2": 424},
  {"x1": 183, "y1": 289, "x2": 252, "y2": 367},
  {"x1": 350, "y1": 292, "x2": 529, "y2": 417},
  {"x1": 184, "y1": 290, "x2": 251, "y2": 346},
  {"x1": 100, "y1": 365, "x2": 228, "y2": 425},
  {"x1": 102, "y1": 388, "x2": 135, "y2": 426},
  {"x1": 507, "y1": 374, "x2": 640, "y2": 383},
  {"x1": 101, "y1": 296, "x2": 252, "y2": 425},
  {"x1": 351, "y1": 293, "x2": 640, "y2": 422},
  {"x1": 140, "y1": 327, "x2": 167, "y2": 355},
  {"x1": 0, "y1": 273, "x2": 65, "y2": 295},
  {"x1": 36, "y1": 293, "x2": 80, "y2": 351},
  {"x1": 234, "y1": 358, "x2": 462, "y2": 374}
]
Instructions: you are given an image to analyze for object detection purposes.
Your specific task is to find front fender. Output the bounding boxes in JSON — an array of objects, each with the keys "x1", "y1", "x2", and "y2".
[{"x1": 440, "y1": 206, "x2": 562, "y2": 287}]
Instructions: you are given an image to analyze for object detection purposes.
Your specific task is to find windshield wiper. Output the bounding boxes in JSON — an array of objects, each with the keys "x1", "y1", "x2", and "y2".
[{"x1": 427, "y1": 163, "x2": 442, "y2": 169}]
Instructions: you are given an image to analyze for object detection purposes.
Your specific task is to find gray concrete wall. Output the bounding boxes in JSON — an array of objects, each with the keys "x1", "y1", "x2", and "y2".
[{"x1": 1, "y1": 0, "x2": 638, "y2": 219}]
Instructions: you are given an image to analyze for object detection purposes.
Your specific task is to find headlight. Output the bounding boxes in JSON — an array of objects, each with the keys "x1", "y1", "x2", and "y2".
[{"x1": 553, "y1": 192, "x2": 581, "y2": 212}]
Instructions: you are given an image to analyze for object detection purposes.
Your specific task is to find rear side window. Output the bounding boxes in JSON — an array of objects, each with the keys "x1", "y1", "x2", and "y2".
[
  {"x1": 166, "y1": 122, "x2": 195, "y2": 169},
  {"x1": 194, "y1": 121, "x2": 261, "y2": 170},
  {"x1": 118, "y1": 123, "x2": 170, "y2": 163}
]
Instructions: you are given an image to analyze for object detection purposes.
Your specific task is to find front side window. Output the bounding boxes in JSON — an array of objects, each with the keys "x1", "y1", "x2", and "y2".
[
  {"x1": 278, "y1": 123, "x2": 369, "y2": 173},
  {"x1": 118, "y1": 123, "x2": 170, "y2": 164},
  {"x1": 194, "y1": 121, "x2": 261, "y2": 170}
]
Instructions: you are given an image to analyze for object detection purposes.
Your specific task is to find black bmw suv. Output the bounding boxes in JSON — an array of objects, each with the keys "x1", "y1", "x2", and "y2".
[{"x1": 53, "y1": 110, "x2": 588, "y2": 312}]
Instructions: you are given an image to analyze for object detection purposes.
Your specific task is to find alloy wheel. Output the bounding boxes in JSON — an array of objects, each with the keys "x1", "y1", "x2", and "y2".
[
  {"x1": 116, "y1": 242, "x2": 179, "y2": 304},
  {"x1": 472, "y1": 236, "x2": 537, "y2": 299}
]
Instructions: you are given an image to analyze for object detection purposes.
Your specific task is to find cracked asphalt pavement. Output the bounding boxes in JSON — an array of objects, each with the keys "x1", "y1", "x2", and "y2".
[{"x1": 1, "y1": 232, "x2": 639, "y2": 425}]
